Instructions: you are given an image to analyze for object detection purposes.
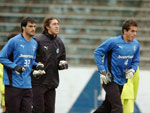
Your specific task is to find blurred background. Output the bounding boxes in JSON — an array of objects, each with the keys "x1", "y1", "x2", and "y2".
[{"x1": 0, "y1": 0, "x2": 150, "y2": 113}]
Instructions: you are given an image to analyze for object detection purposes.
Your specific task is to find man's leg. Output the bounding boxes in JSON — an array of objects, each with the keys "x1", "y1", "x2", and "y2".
[
  {"x1": 32, "y1": 85, "x2": 45, "y2": 113},
  {"x1": 93, "y1": 99, "x2": 111, "y2": 113},
  {"x1": 103, "y1": 82, "x2": 123, "y2": 113},
  {"x1": 21, "y1": 89, "x2": 33, "y2": 113},
  {"x1": 45, "y1": 88, "x2": 56, "y2": 113},
  {"x1": 93, "y1": 82, "x2": 123, "y2": 113},
  {"x1": 5, "y1": 85, "x2": 22, "y2": 113}
]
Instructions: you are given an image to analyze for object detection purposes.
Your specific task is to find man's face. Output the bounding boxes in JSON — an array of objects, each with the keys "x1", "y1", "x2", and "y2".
[
  {"x1": 47, "y1": 19, "x2": 59, "y2": 36},
  {"x1": 124, "y1": 26, "x2": 138, "y2": 42},
  {"x1": 23, "y1": 22, "x2": 36, "y2": 37}
]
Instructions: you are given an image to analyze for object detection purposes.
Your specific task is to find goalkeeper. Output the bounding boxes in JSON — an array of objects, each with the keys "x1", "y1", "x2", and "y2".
[
  {"x1": 93, "y1": 19, "x2": 140, "y2": 113},
  {"x1": 31, "y1": 17, "x2": 68, "y2": 113},
  {"x1": 0, "y1": 17, "x2": 38, "y2": 113}
]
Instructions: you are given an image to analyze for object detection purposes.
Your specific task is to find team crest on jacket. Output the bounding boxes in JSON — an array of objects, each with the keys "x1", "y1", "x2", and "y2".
[
  {"x1": 133, "y1": 45, "x2": 136, "y2": 51},
  {"x1": 56, "y1": 48, "x2": 59, "y2": 54},
  {"x1": 33, "y1": 46, "x2": 36, "y2": 51}
]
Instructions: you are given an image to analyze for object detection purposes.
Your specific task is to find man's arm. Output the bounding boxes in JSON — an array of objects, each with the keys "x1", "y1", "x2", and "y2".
[
  {"x1": 58, "y1": 40, "x2": 68, "y2": 70},
  {"x1": 130, "y1": 43, "x2": 140, "y2": 72},
  {"x1": 94, "y1": 38, "x2": 114, "y2": 72},
  {"x1": 125, "y1": 42, "x2": 140, "y2": 79},
  {"x1": 0, "y1": 40, "x2": 17, "y2": 69}
]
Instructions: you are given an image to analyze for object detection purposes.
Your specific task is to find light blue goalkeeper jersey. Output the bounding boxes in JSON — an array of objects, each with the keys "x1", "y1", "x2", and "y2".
[
  {"x1": 0, "y1": 34, "x2": 38, "y2": 88},
  {"x1": 94, "y1": 35, "x2": 140, "y2": 85}
]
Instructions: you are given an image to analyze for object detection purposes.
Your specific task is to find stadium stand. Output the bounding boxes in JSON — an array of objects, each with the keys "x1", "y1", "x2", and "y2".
[{"x1": 0, "y1": 0, "x2": 150, "y2": 69}]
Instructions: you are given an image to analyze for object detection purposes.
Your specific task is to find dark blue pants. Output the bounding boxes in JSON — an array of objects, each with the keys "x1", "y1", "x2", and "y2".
[
  {"x1": 94, "y1": 82, "x2": 123, "y2": 113},
  {"x1": 5, "y1": 85, "x2": 32, "y2": 113},
  {"x1": 32, "y1": 85, "x2": 56, "y2": 113}
]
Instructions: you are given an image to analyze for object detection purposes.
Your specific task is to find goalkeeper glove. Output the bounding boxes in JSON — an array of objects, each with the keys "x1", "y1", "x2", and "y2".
[
  {"x1": 36, "y1": 62, "x2": 44, "y2": 70},
  {"x1": 59, "y1": 60, "x2": 68, "y2": 70},
  {"x1": 33, "y1": 62, "x2": 45, "y2": 79},
  {"x1": 125, "y1": 69, "x2": 135, "y2": 79},
  {"x1": 33, "y1": 70, "x2": 46, "y2": 79},
  {"x1": 14, "y1": 66, "x2": 25, "y2": 74},
  {"x1": 100, "y1": 71, "x2": 112, "y2": 84}
]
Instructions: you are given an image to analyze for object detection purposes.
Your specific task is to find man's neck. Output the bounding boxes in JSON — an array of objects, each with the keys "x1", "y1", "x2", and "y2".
[
  {"x1": 48, "y1": 31, "x2": 56, "y2": 37},
  {"x1": 122, "y1": 35, "x2": 129, "y2": 42},
  {"x1": 22, "y1": 33, "x2": 31, "y2": 41}
]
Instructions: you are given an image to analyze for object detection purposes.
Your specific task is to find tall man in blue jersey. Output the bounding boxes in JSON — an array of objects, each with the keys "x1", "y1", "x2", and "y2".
[
  {"x1": 0, "y1": 17, "x2": 38, "y2": 113},
  {"x1": 93, "y1": 19, "x2": 140, "y2": 113}
]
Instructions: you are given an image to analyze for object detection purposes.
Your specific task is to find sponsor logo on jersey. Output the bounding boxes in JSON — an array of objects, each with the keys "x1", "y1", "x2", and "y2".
[
  {"x1": 118, "y1": 55, "x2": 133, "y2": 59},
  {"x1": 19, "y1": 54, "x2": 33, "y2": 58}
]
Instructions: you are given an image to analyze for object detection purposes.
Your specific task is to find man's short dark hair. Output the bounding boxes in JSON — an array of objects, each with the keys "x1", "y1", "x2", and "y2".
[
  {"x1": 21, "y1": 17, "x2": 36, "y2": 32},
  {"x1": 122, "y1": 19, "x2": 138, "y2": 34}
]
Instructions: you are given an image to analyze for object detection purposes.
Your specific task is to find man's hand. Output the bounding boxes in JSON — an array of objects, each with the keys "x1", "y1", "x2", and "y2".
[
  {"x1": 125, "y1": 69, "x2": 135, "y2": 79},
  {"x1": 100, "y1": 71, "x2": 112, "y2": 84},
  {"x1": 14, "y1": 66, "x2": 25, "y2": 74},
  {"x1": 59, "y1": 60, "x2": 68, "y2": 70},
  {"x1": 33, "y1": 62, "x2": 45, "y2": 79},
  {"x1": 33, "y1": 70, "x2": 46, "y2": 79}
]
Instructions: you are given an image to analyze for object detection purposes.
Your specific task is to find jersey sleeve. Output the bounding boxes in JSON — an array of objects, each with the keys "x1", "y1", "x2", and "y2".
[
  {"x1": 130, "y1": 42, "x2": 140, "y2": 71},
  {"x1": 0, "y1": 39, "x2": 17, "y2": 69},
  {"x1": 32, "y1": 39, "x2": 38, "y2": 67},
  {"x1": 94, "y1": 38, "x2": 114, "y2": 72},
  {"x1": 58, "y1": 39, "x2": 66, "y2": 62}
]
